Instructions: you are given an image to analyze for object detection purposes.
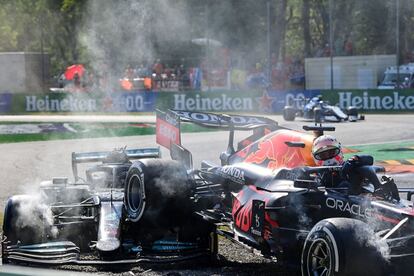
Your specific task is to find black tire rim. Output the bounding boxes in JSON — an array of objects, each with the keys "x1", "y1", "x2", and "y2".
[
  {"x1": 126, "y1": 173, "x2": 145, "y2": 222},
  {"x1": 306, "y1": 238, "x2": 333, "y2": 276}
]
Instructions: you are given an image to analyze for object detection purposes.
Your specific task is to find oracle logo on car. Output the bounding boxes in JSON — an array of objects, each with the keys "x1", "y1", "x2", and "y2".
[{"x1": 326, "y1": 197, "x2": 373, "y2": 218}]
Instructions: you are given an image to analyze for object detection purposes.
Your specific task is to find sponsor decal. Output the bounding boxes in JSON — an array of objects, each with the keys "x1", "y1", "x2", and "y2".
[
  {"x1": 339, "y1": 91, "x2": 414, "y2": 110},
  {"x1": 235, "y1": 130, "x2": 315, "y2": 170},
  {"x1": 255, "y1": 91, "x2": 276, "y2": 112},
  {"x1": 110, "y1": 93, "x2": 155, "y2": 112},
  {"x1": 25, "y1": 95, "x2": 97, "y2": 112},
  {"x1": 172, "y1": 110, "x2": 271, "y2": 126},
  {"x1": 326, "y1": 197, "x2": 373, "y2": 218},
  {"x1": 219, "y1": 166, "x2": 246, "y2": 184},
  {"x1": 250, "y1": 200, "x2": 265, "y2": 237},
  {"x1": 173, "y1": 94, "x2": 253, "y2": 111},
  {"x1": 156, "y1": 110, "x2": 181, "y2": 149}
]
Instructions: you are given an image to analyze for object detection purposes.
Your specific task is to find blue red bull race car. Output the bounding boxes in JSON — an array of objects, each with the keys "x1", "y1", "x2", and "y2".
[{"x1": 2, "y1": 110, "x2": 414, "y2": 276}]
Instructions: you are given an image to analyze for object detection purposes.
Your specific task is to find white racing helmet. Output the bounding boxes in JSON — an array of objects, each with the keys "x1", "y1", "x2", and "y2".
[{"x1": 312, "y1": 135, "x2": 344, "y2": 166}]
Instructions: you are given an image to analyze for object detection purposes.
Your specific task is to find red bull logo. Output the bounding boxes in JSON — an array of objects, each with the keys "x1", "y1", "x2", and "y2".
[{"x1": 233, "y1": 129, "x2": 316, "y2": 170}]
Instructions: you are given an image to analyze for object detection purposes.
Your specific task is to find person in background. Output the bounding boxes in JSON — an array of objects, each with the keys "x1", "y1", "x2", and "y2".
[{"x1": 152, "y1": 59, "x2": 164, "y2": 89}]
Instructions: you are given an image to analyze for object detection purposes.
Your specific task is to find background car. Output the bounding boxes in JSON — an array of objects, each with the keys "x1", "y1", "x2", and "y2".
[{"x1": 283, "y1": 95, "x2": 364, "y2": 122}]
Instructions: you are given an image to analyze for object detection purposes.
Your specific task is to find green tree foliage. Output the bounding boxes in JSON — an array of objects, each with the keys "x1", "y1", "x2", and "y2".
[{"x1": 0, "y1": 0, "x2": 413, "y2": 77}]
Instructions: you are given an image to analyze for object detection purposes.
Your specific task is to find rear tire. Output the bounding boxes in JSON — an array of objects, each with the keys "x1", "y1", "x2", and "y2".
[
  {"x1": 124, "y1": 159, "x2": 216, "y2": 256},
  {"x1": 283, "y1": 106, "x2": 296, "y2": 121},
  {"x1": 347, "y1": 106, "x2": 359, "y2": 122},
  {"x1": 314, "y1": 107, "x2": 323, "y2": 123},
  {"x1": 301, "y1": 218, "x2": 390, "y2": 276},
  {"x1": 124, "y1": 159, "x2": 193, "y2": 226}
]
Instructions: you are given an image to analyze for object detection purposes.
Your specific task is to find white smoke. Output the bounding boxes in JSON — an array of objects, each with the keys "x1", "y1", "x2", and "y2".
[
  {"x1": 353, "y1": 218, "x2": 391, "y2": 261},
  {"x1": 80, "y1": 0, "x2": 193, "y2": 77},
  {"x1": 15, "y1": 192, "x2": 59, "y2": 240}
]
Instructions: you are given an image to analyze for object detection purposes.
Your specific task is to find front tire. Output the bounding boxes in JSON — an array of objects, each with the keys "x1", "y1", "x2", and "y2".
[
  {"x1": 2, "y1": 195, "x2": 51, "y2": 245},
  {"x1": 301, "y1": 218, "x2": 389, "y2": 276}
]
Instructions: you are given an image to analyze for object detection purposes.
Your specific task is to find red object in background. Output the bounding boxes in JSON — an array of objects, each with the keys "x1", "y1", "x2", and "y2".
[{"x1": 64, "y1": 64, "x2": 85, "y2": 80}]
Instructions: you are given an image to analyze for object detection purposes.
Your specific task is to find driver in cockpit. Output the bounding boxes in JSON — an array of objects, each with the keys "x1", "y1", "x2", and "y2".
[{"x1": 311, "y1": 135, "x2": 399, "y2": 201}]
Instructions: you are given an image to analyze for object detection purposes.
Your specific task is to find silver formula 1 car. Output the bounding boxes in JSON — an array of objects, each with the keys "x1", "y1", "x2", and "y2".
[
  {"x1": 2, "y1": 147, "x2": 217, "y2": 265},
  {"x1": 283, "y1": 95, "x2": 364, "y2": 122}
]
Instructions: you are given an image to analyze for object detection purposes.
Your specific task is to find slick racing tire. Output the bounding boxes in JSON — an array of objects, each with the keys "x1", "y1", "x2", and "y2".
[
  {"x1": 314, "y1": 107, "x2": 323, "y2": 123},
  {"x1": 347, "y1": 106, "x2": 359, "y2": 122},
  {"x1": 2, "y1": 195, "x2": 51, "y2": 246},
  {"x1": 301, "y1": 218, "x2": 390, "y2": 276},
  {"x1": 283, "y1": 106, "x2": 296, "y2": 121},
  {"x1": 124, "y1": 159, "x2": 193, "y2": 227}
]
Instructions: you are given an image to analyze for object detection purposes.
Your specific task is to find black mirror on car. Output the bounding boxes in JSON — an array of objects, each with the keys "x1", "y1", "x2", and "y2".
[{"x1": 356, "y1": 155, "x2": 374, "y2": 166}]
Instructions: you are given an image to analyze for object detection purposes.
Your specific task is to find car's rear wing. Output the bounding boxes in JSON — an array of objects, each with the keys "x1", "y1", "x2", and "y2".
[
  {"x1": 71, "y1": 148, "x2": 160, "y2": 181},
  {"x1": 170, "y1": 110, "x2": 280, "y2": 130},
  {"x1": 156, "y1": 109, "x2": 283, "y2": 165}
]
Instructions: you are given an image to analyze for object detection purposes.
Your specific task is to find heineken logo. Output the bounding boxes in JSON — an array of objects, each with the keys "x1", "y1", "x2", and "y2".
[
  {"x1": 25, "y1": 95, "x2": 97, "y2": 112},
  {"x1": 339, "y1": 91, "x2": 414, "y2": 110},
  {"x1": 173, "y1": 94, "x2": 253, "y2": 111}
]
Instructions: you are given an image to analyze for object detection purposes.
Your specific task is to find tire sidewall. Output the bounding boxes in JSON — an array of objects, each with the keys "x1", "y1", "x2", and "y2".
[
  {"x1": 301, "y1": 222, "x2": 343, "y2": 276},
  {"x1": 124, "y1": 164, "x2": 146, "y2": 222},
  {"x1": 301, "y1": 218, "x2": 388, "y2": 276}
]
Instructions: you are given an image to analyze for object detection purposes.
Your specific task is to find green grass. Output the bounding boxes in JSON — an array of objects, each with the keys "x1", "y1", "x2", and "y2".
[
  {"x1": 344, "y1": 140, "x2": 414, "y2": 162},
  {"x1": 0, "y1": 123, "x2": 215, "y2": 144}
]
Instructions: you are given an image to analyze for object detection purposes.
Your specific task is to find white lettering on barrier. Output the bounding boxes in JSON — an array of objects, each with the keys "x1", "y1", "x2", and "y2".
[
  {"x1": 125, "y1": 95, "x2": 144, "y2": 111},
  {"x1": 173, "y1": 94, "x2": 252, "y2": 111},
  {"x1": 26, "y1": 95, "x2": 97, "y2": 112},
  {"x1": 338, "y1": 91, "x2": 414, "y2": 110}
]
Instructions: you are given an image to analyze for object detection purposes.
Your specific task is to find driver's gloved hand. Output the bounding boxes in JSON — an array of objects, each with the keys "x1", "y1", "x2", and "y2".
[{"x1": 340, "y1": 155, "x2": 360, "y2": 180}]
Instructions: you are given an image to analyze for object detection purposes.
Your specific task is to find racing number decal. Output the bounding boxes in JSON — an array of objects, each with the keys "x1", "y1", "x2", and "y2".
[{"x1": 250, "y1": 200, "x2": 265, "y2": 237}]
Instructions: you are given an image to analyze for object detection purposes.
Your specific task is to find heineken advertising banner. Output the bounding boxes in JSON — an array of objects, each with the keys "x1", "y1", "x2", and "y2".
[
  {"x1": 156, "y1": 89, "x2": 321, "y2": 113},
  {"x1": 319, "y1": 89, "x2": 414, "y2": 112},
  {"x1": 1, "y1": 89, "x2": 413, "y2": 114},
  {"x1": 9, "y1": 92, "x2": 156, "y2": 113}
]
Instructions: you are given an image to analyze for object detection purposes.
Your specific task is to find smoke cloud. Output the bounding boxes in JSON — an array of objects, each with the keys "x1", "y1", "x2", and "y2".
[{"x1": 80, "y1": 0, "x2": 194, "y2": 77}]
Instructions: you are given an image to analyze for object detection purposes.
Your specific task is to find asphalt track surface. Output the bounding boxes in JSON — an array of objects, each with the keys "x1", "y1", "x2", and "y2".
[{"x1": 1, "y1": 114, "x2": 414, "y2": 275}]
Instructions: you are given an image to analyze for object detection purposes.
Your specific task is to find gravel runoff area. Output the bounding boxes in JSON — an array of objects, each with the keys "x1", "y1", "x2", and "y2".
[{"x1": 0, "y1": 238, "x2": 288, "y2": 276}]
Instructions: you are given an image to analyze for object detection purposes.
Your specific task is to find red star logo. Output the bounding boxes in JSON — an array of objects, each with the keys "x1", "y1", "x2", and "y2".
[{"x1": 255, "y1": 91, "x2": 276, "y2": 112}]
